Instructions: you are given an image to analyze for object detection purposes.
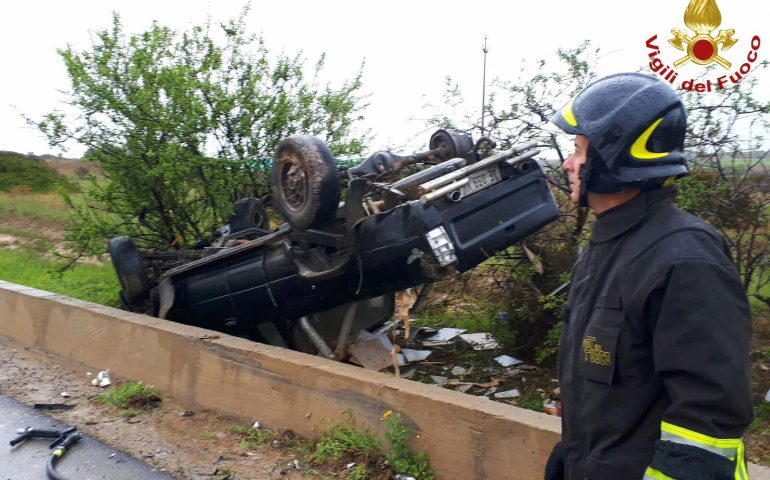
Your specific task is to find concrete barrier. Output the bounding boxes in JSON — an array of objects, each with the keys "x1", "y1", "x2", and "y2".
[
  {"x1": 2, "y1": 280, "x2": 768, "y2": 479},
  {"x1": 0, "y1": 281, "x2": 561, "y2": 479}
]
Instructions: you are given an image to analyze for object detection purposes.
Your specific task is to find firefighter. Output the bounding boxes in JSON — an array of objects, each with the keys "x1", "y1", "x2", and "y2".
[{"x1": 545, "y1": 72, "x2": 753, "y2": 479}]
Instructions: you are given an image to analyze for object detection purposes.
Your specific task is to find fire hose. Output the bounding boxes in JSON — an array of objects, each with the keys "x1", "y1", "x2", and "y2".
[{"x1": 10, "y1": 426, "x2": 82, "y2": 480}]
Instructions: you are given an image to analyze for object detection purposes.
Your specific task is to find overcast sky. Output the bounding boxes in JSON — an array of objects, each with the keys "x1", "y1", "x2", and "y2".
[{"x1": 1, "y1": 0, "x2": 767, "y2": 157}]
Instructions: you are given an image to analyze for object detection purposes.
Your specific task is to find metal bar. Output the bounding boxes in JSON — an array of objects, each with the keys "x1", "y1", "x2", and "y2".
[
  {"x1": 504, "y1": 148, "x2": 543, "y2": 165},
  {"x1": 299, "y1": 316, "x2": 334, "y2": 359},
  {"x1": 420, "y1": 178, "x2": 469, "y2": 204},
  {"x1": 418, "y1": 140, "x2": 539, "y2": 194},
  {"x1": 161, "y1": 225, "x2": 290, "y2": 280},
  {"x1": 410, "y1": 283, "x2": 434, "y2": 315},
  {"x1": 334, "y1": 303, "x2": 359, "y2": 360}
]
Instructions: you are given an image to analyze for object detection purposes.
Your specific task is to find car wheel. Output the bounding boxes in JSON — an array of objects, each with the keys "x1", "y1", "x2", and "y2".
[
  {"x1": 230, "y1": 197, "x2": 270, "y2": 232},
  {"x1": 272, "y1": 136, "x2": 340, "y2": 230},
  {"x1": 107, "y1": 236, "x2": 150, "y2": 306}
]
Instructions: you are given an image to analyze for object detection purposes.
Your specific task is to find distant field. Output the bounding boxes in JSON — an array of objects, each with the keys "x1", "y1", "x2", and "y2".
[{"x1": 0, "y1": 191, "x2": 73, "y2": 225}]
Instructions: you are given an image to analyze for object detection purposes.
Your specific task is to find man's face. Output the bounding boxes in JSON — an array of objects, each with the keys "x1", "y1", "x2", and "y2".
[{"x1": 562, "y1": 135, "x2": 589, "y2": 205}]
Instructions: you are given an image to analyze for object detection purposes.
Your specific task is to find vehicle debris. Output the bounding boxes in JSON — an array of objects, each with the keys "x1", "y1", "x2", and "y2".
[
  {"x1": 459, "y1": 332, "x2": 499, "y2": 350},
  {"x1": 422, "y1": 328, "x2": 467, "y2": 346},
  {"x1": 430, "y1": 376, "x2": 448, "y2": 386},
  {"x1": 450, "y1": 366, "x2": 467, "y2": 376},
  {"x1": 401, "y1": 349, "x2": 432, "y2": 363},
  {"x1": 765, "y1": 388, "x2": 770, "y2": 403},
  {"x1": 495, "y1": 355, "x2": 523, "y2": 367},
  {"x1": 348, "y1": 330, "x2": 408, "y2": 370},
  {"x1": 493, "y1": 389, "x2": 521, "y2": 399},
  {"x1": 33, "y1": 403, "x2": 75, "y2": 411}
]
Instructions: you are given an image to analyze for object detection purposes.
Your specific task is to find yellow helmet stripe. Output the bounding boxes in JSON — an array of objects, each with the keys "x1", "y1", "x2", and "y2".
[
  {"x1": 630, "y1": 118, "x2": 669, "y2": 160},
  {"x1": 562, "y1": 99, "x2": 578, "y2": 127}
]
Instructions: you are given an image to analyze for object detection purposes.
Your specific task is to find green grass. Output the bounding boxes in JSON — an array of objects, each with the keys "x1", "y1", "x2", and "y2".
[
  {"x1": 515, "y1": 391, "x2": 545, "y2": 413},
  {"x1": 0, "y1": 248, "x2": 119, "y2": 306},
  {"x1": 748, "y1": 403, "x2": 770, "y2": 433},
  {"x1": 96, "y1": 381, "x2": 161, "y2": 417},
  {"x1": 229, "y1": 425, "x2": 278, "y2": 447},
  {"x1": 0, "y1": 191, "x2": 74, "y2": 225},
  {"x1": 312, "y1": 421, "x2": 380, "y2": 463}
]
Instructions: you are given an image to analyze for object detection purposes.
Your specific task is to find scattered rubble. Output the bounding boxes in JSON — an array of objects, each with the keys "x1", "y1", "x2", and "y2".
[
  {"x1": 493, "y1": 389, "x2": 520, "y2": 399},
  {"x1": 459, "y1": 332, "x2": 499, "y2": 350},
  {"x1": 91, "y1": 370, "x2": 111, "y2": 387},
  {"x1": 495, "y1": 355, "x2": 523, "y2": 367},
  {"x1": 422, "y1": 328, "x2": 466, "y2": 346}
]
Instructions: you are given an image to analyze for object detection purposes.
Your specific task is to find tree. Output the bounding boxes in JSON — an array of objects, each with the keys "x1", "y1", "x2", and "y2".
[
  {"x1": 676, "y1": 63, "x2": 770, "y2": 308},
  {"x1": 423, "y1": 44, "x2": 770, "y2": 360},
  {"x1": 37, "y1": 10, "x2": 367, "y2": 256}
]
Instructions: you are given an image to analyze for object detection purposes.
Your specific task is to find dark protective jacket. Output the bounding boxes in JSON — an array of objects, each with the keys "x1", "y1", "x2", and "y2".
[{"x1": 558, "y1": 187, "x2": 753, "y2": 480}]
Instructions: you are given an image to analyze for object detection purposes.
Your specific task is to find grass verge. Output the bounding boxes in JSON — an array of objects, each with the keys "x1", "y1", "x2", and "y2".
[
  {"x1": 0, "y1": 248, "x2": 119, "y2": 306},
  {"x1": 96, "y1": 381, "x2": 161, "y2": 417},
  {"x1": 229, "y1": 410, "x2": 434, "y2": 480}
]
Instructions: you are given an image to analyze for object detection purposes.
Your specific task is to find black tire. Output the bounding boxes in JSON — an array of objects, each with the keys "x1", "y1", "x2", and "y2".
[
  {"x1": 107, "y1": 236, "x2": 150, "y2": 305},
  {"x1": 230, "y1": 197, "x2": 270, "y2": 232},
  {"x1": 272, "y1": 135, "x2": 340, "y2": 230}
]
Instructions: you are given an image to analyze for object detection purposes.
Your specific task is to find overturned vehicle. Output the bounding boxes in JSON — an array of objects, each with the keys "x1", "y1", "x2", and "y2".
[{"x1": 109, "y1": 130, "x2": 558, "y2": 358}]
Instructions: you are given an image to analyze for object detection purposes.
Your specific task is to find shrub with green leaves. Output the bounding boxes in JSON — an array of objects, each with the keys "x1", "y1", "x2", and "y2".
[
  {"x1": 0, "y1": 152, "x2": 72, "y2": 193},
  {"x1": 37, "y1": 9, "x2": 367, "y2": 256}
]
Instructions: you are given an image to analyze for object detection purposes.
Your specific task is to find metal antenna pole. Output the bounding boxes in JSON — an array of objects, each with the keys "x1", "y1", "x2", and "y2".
[{"x1": 481, "y1": 36, "x2": 489, "y2": 135}]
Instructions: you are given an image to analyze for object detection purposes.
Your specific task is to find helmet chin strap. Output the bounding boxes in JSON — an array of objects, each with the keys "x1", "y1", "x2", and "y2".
[
  {"x1": 578, "y1": 162, "x2": 591, "y2": 208},
  {"x1": 580, "y1": 147, "x2": 624, "y2": 207}
]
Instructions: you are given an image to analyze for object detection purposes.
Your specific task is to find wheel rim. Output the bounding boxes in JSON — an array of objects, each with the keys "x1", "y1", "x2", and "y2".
[{"x1": 279, "y1": 153, "x2": 309, "y2": 212}]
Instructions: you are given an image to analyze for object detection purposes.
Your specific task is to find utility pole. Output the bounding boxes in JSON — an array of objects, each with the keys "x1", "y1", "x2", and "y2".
[{"x1": 481, "y1": 36, "x2": 489, "y2": 135}]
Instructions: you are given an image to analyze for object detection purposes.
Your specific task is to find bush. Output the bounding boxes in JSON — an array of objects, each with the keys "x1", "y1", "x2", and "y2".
[{"x1": 0, "y1": 151, "x2": 72, "y2": 193}]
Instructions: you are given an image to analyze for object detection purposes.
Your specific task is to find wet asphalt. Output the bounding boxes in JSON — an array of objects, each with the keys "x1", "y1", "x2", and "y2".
[{"x1": 0, "y1": 395, "x2": 176, "y2": 480}]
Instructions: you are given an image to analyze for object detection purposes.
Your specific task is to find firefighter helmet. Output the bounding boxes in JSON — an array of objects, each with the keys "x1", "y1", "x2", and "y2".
[{"x1": 551, "y1": 73, "x2": 688, "y2": 197}]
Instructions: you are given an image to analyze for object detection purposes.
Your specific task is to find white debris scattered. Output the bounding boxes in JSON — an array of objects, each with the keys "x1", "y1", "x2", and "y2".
[
  {"x1": 454, "y1": 384, "x2": 473, "y2": 394},
  {"x1": 401, "y1": 349, "x2": 432, "y2": 363},
  {"x1": 92, "y1": 370, "x2": 111, "y2": 387},
  {"x1": 346, "y1": 462, "x2": 356, "y2": 469},
  {"x1": 493, "y1": 389, "x2": 521, "y2": 399},
  {"x1": 430, "y1": 375, "x2": 448, "y2": 387},
  {"x1": 252, "y1": 421, "x2": 261, "y2": 429},
  {"x1": 450, "y1": 366, "x2": 466, "y2": 376},
  {"x1": 422, "y1": 328, "x2": 467, "y2": 346},
  {"x1": 459, "y1": 332, "x2": 499, "y2": 350},
  {"x1": 394, "y1": 475, "x2": 417, "y2": 480},
  {"x1": 60, "y1": 392, "x2": 70, "y2": 398},
  {"x1": 765, "y1": 388, "x2": 770, "y2": 403},
  {"x1": 348, "y1": 331, "x2": 406, "y2": 370},
  {"x1": 495, "y1": 355, "x2": 523, "y2": 367}
]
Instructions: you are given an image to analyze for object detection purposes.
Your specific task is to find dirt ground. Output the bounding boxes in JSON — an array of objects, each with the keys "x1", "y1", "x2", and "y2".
[{"x1": 0, "y1": 338, "x2": 338, "y2": 480}]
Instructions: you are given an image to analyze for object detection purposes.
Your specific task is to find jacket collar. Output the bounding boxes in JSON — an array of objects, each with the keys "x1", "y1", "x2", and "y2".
[{"x1": 590, "y1": 187, "x2": 676, "y2": 243}]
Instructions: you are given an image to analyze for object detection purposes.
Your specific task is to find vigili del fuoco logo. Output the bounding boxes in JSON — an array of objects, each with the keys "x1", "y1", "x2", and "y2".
[{"x1": 645, "y1": 0, "x2": 761, "y2": 93}]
